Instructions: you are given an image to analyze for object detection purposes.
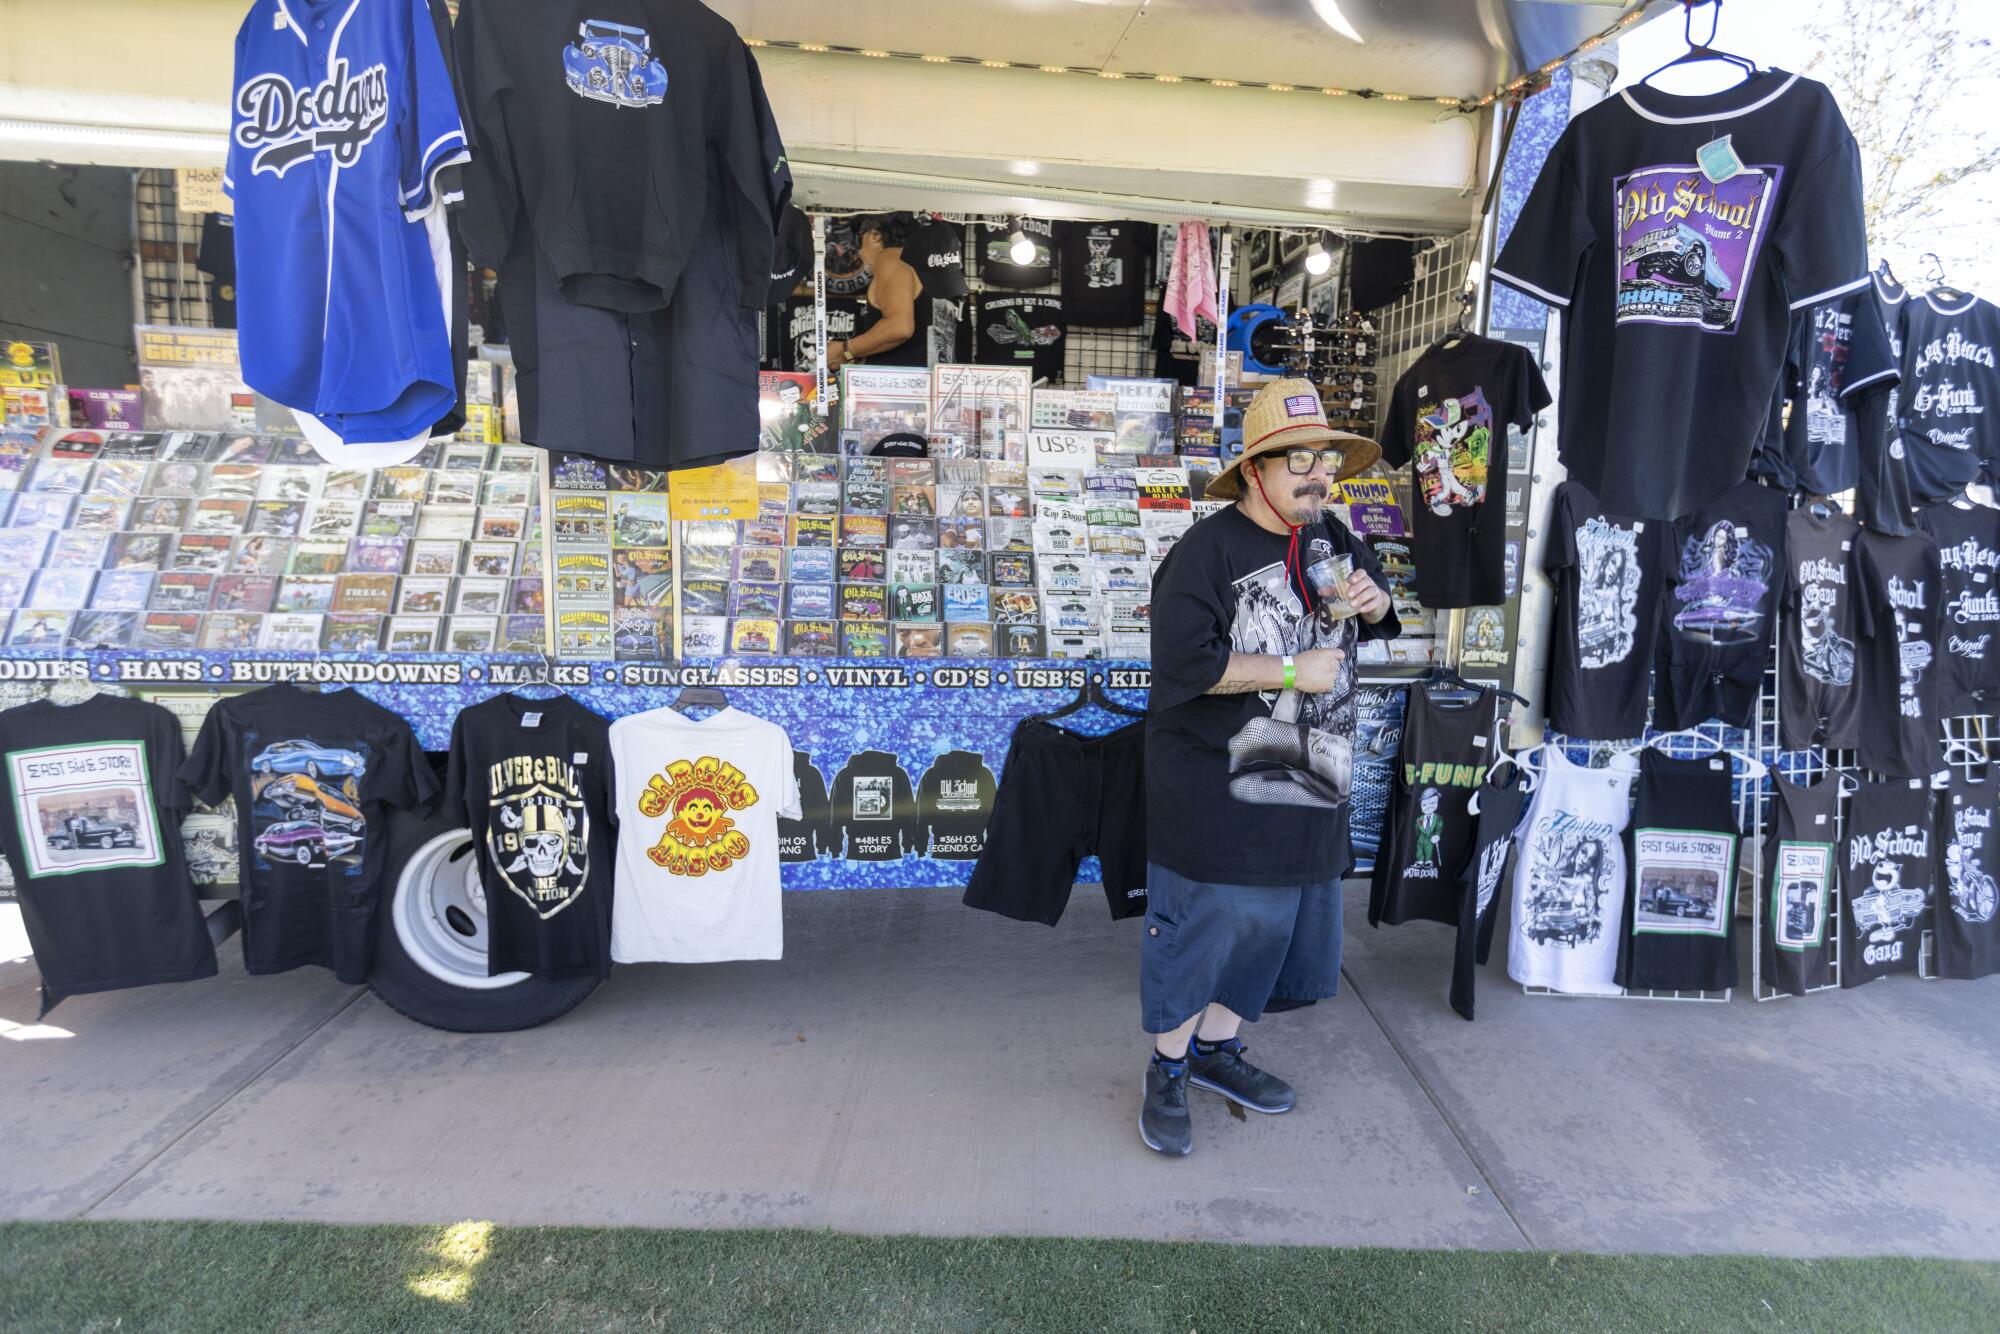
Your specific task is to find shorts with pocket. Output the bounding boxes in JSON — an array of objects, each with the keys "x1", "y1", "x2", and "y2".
[
  {"x1": 1139, "y1": 860, "x2": 1343, "y2": 1034},
  {"x1": 963, "y1": 719, "x2": 1147, "y2": 925}
]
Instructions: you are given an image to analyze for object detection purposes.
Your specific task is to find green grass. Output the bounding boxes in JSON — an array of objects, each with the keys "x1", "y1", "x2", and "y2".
[{"x1": 3, "y1": 1220, "x2": 1996, "y2": 1332}]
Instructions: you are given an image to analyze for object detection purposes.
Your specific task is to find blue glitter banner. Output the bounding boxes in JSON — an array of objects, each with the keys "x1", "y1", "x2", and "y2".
[{"x1": 0, "y1": 650, "x2": 1407, "y2": 889}]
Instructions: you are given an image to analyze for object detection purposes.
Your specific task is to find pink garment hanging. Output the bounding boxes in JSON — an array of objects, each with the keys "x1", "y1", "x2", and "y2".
[{"x1": 1164, "y1": 221, "x2": 1220, "y2": 341}]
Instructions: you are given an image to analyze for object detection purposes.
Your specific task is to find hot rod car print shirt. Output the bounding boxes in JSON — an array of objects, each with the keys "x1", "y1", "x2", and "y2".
[
  {"x1": 1494, "y1": 70, "x2": 1870, "y2": 520},
  {"x1": 183, "y1": 683, "x2": 436, "y2": 981}
]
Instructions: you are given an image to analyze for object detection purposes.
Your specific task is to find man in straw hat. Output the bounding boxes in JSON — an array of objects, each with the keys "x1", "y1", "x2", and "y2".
[{"x1": 1138, "y1": 377, "x2": 1398, "y2": 1157}]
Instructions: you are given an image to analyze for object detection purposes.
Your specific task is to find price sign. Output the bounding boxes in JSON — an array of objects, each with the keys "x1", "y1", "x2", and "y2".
[
  {"x1": 1028, "y1": 429, "x2": 1112, "y2": 471},
  {"x1": 667, "y1": 457, "x2": 759, "y2": 520}
]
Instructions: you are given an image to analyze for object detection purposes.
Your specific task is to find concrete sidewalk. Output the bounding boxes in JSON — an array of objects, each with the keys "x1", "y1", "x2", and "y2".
[{"x1": 3, "y1": 887, "x2": 1998, "y2": 1258}]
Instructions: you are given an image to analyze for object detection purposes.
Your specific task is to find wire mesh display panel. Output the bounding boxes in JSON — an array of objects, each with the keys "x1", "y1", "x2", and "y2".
[
  {"x1": 1372, "y1": 231, "x2": 1478, "y2": 414},
  {"x1": 135, "y1": 169, "x2": 218, "y2": 330}
]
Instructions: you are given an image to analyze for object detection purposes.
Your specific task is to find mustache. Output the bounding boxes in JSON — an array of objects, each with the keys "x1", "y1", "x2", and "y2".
[{"x1": 1293, "y1": 483, "x2": 1329, "y2": 500}]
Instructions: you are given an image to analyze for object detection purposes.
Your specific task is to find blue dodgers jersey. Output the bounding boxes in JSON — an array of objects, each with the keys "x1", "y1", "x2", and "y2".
[{"x1": 226, "y1": 0, "x2": 469, "y2": 445}]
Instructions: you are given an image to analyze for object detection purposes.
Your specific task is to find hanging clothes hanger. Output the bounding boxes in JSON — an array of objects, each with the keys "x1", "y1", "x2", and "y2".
[
  {"x1": 1417, "y1": 662, "x2": 1528, "y2": 710},
  {"x1": 1631, "y1": 727, "x2": 1770, "y2": 780},
  {"x1": 671, "y1": 683, "x2": 729, "y2": 717},
  {"x1": 1639, "y1": 0, "x2": 1759, "y2": 89},
  {"x1": 1924, "y1": 252, "x2": 1972, "y2": 305},
  {"x1": 1875, "y1": 256, "x2": 1901, "y2": 287},
  {"x1": 1022, "y1": 673, "x2": 1145, "y2": 729}
]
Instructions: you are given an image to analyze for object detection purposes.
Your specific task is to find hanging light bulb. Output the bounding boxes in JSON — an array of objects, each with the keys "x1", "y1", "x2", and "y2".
[
  {"x1": 1008, "y1": 226, "x2": 1037, "y2": 266},
  {"x1": 1304, "y1": 238, "x2": 1332, "y2": 277}
]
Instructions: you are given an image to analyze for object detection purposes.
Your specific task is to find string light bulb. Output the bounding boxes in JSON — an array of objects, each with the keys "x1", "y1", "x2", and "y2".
[
  {"x1": 1008, "y1": 228, "x2": 1036, "y2": 266},
  {"x1": 1304, "y1": 239, "x2": 1332, "y2": 277}
]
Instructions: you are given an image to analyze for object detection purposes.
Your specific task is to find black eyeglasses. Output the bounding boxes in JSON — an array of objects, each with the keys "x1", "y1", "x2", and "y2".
[{"x1": 1282, "y1": 447, "x2": 1345, "y2": 475}]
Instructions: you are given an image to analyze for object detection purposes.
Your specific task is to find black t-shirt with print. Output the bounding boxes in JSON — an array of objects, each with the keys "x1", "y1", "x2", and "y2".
[
  {"x1": 1652, "y1": 478, "x2": 1790, "y2": 731},
  {"x1": 1616, "y1": 750, "x2": 1740, "y2": 994},
  {"x1": 1379, "y1": 336, "x2": 1551, "y2": 608},
  {"x1": 1761, "y1": 773, "x2": 1840, "y2": 997},
  {"x1": 183, "y1": 684, "x2": 437, "y2": 983},
  {"x1": 779, "y1": 295, "x2": 862, "y2": 374},
  {"x1": 1058, "y1": 220, "x2": 1149, "y2": 327},
  {"x1": 0, "y1": 695, "x2": 216, "y2": 1009},
  {"x1": 976, "y1": 293, "x2": 1066, "y2": 382},
  {"x1": 1858, "y1": 271, "x2": 1918, "y2": 535},
  {"x1": 919, "y1": 749, "x2": 998, "y2": 860},
  {"x1": 1779, "y1": 506, "x2": 1863, "y2": 750},
  {"x1": 1895, "y1": 292, "x2": 2000, "y2": 504},
  {"x1": 1761, "y1": 284, "x2": 1901, "y2": 496},
  {"x1": 975, "y1": 218, "x2": 1057, "y2": 288},
  {"x1": 444, "y1": 694, "x2": 615, "y2": 978},
  {"x1": 1147, "y1": 506, "x2": 1400, "y2": 887},
  {"x1": 1369, "y1": 687, "x2": 1498, "y2": 927},
  {"x1": 1853, "y1": 529, "x2": 1945, "y2": 779},
  {"x1": 1543, "y1": 480, "x2": 1671, "y2": 740},
  {"x1": 1934, "y1": 781, "x2": 2000, "y2": 981},
  {"x1": 902, "y1": 218, "x2": 970, "y2": 299},
  {"x1": 1494, "y1": 71, "x2": 1870, "y2": 520},
  {"x1": 829, "y1": 749, "x2": 919, "y2": 861},
  {"x1": 1840, "y1": 778, "x2": 1934, "y2": 986},
  {"x1": 777, "y1": 750, "x2": 833, "y2": 863},
  {"x1": 1915, "y1": 499, "x2": 2000, "y2": 715},
  {"x1": 1450, "y1": 762, "x2": 1531, "y2": 1022}
]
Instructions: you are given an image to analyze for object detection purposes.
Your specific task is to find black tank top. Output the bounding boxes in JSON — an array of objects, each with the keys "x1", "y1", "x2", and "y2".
[
  {"x1": 853, "y1": 270, "x2": 932, "y2": 367},
  {"x1": 1760, "y1": 772, "x2": 1839, "y2": 995},
  {"x1": 1615, "y1": 750, "x2": 1740, "y2": 993},
  {"x1": 1369, "y1": 686, "x2": 1499, "y2": 928}
]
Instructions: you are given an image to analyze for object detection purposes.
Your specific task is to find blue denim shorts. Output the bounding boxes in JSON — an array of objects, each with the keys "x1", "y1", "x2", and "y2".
[{"x1": 1139, "y1": 861, "x2": 1344, "y2": 1034}]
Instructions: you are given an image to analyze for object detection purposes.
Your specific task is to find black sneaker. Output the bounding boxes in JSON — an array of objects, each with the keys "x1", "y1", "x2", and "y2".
[
  {"x1": 1140, "y1": 1053, "x2": 1193, "y2": 1156},
  {"x1": 1187, "y1": 1037, "x2": 1295, "y2": 1114}
]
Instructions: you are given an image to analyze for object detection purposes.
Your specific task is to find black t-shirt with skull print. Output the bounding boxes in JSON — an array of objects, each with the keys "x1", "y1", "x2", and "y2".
[
  {"x1": 444, "y1": 693, "x2": 617, "y2": 979},
  {"x1": 1147, "y1": 505, "x2": 1400, "y2": 887}
]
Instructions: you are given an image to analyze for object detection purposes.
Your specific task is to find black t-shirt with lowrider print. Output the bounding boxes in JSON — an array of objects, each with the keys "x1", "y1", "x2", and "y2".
[
  {"x1": 183, "y1": 684, "x2": 436, "y2": 982},
  {"x1": 1147, "y1": 506, "x2": 1399, "y2": 886}
]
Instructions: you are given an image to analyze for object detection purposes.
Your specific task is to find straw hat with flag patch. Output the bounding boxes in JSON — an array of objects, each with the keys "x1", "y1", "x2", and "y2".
[{"x1": 1205, "y1": 377, "x2": 1381, "y2": 500}]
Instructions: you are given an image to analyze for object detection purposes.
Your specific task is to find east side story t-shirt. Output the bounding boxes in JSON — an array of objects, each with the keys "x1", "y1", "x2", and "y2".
[
  {"x1": 183, "y1": 684, "x2": 437, "y2": 983},
  {"x1": 444, "y1": 693, "x2": 616, "y2": 978},
  {"x1": 1146, "y1": 505, "x2": 1400, "y2": 887},
  {"x1": 0, "y1": 694, "x2": 217, "y2": 1009},
  {"x1": 609, "y1": 706, "x2": 801, "y2": 964},
  {"x1": 1493, "y1": 70, "x2": 1870, "y2": 520},
  {"x1": 1379, "y1": 335, "x2": 1550, "y2": 607}
]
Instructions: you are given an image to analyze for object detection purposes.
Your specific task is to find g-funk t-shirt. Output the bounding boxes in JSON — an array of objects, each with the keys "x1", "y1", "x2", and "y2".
[
  {"x1": 1058, "y1": 220, "x2": 1150, "y2": 327},
  {"x1": 182, "y1": 683, "x2": 436, "y2": 982},
  {"x1": 608, "y1": 707, "x2": 801, "y2": 963},
  {"x1": 444, "y1": 693, "x2": 615, "y2": 978},
  {"x1": 0, "y1": 695, "x2": 216, "y2": 1008},
  {"x1": 1651, "y1": 478, "x2": 1789, "y2": 730},
  {"x1": 1493, "y1": 70, "x2": 1870, "y2": 520},
  {"x1": 1379, "y1": 335, "x2": 1551, "y2": 608},
  {"x1": 1915, "y1": 498, "x2": 2000, "y2": 715},
  {"x1": 1543, "y1": 480, "x2": 1669, "y2": 740},
  {"x1": 1895, "y1": 291, "x2": 2000, "y2": 504},
  {"x1": 1369, "y1": 686, "x2": 1498, "y2": 927},
  {"x1": 1852, "y1": 529, "x2": 1944, "y2": 779},
  {"x1": 1146, "y1": 506, "x2": 1399, "y2": 887}
]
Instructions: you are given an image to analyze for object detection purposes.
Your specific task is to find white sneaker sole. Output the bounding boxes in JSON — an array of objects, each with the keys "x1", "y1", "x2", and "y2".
[
  {"x1": 1188, "y1": 1072, "x2": 1294, "y2": 1115},
  {"x1": 1138, "y1": 1073, "x2": 1193, "y2": 1156}
]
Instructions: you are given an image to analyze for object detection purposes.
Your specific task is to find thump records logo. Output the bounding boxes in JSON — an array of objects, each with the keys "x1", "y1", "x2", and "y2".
[
  {"x1": 487, "y1": 756, "x2": 589, "y2": 919},
  {"x1": 235, "y1": 60, "x2": 391, "y2": 177}
]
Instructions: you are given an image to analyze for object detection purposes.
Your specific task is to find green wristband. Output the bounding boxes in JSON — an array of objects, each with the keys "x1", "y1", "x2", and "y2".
[{"x1": 1282, "y1": 656, "x2": 1296, "y2": 690}]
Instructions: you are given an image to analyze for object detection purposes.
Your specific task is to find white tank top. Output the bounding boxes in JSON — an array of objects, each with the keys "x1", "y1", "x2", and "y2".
[{"x1": 1507, "y1": 747, "x2": 1636, "y2": 996}]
